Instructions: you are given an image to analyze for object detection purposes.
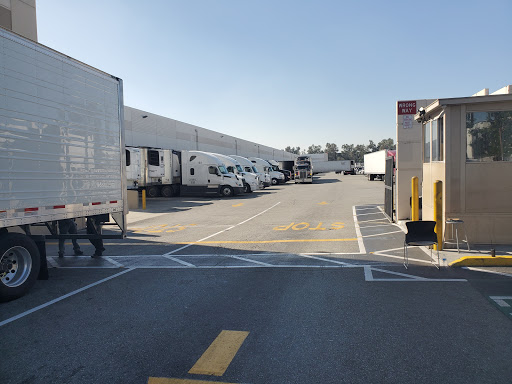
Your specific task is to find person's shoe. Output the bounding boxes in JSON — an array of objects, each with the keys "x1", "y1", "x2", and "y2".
[
  {"x1": 91, "y1": 252, "x2": 102, "y2": 258},
  {"x1": 58, "y1": 252, "x2": 64, "y2": 258},
  {"x1": 74, "y1": 249, "x2": 84, "y2": 256}
]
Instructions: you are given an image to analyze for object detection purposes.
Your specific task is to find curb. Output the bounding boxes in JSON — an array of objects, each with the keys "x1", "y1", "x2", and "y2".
[{"x1": 449, "y1": 256, "x2": 512, "y2": 267}]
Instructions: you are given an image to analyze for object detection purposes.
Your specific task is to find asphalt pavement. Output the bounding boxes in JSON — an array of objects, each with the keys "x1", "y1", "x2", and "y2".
[{"x1": 1, "y1": 174, "x2": 512, "y2": 384}]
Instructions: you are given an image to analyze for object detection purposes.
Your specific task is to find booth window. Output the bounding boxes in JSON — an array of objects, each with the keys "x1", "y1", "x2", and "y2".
[
  {"x1": 125, "y1": 149, "x2": 131, "y2": 166},
  {"x1": 423, "y1": 121, "x2": 431, "y2": 162},
  {"x1": 432, "y1": 117, "x2": 444, "y2": 161},
  {"x1": 466, "y1": 111, "x2": 512, "y2": 162}
]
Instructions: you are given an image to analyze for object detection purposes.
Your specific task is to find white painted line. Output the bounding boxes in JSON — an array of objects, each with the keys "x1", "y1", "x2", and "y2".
[
  {"x1": 362, "y1": 230, "x2": 404, "y2": 238},
  {"x1": 370, "y1": 267, "x2": 427, "y2": 280},
  {"x1": 371, "y1": 252, "x2": 435, "y2": 265},
  {"x1": 103, "y1": 256, "x2": 124, "y2": 268},
  {"x1": 352, "y1": 206, "x2": 367, "y2": 254},
  {"x1": 0, "y1": 269, "x2": 134, "y2": 328},
  {"x1": 162, "y1": 202, "x2": 281, "y2": 256},
  {"x1": 46, "y1": 257, "x2": 59, "y2": 268},
  {"x1": 489, "y1": 296, "x2": 512, "y2": 307},
  {"x1": 364, "y1": 266, "x2": 374, "y2": 281},
  {"x1": 377, "y1": 206, "x2": 392, "y2": 222},
  {"x1": 355, "y1": 207, "x2": 380, "y2": 211},
  {"x1": 297, "y1": 254, "x2": 354, "y2": 266},
  {"x1": 354, "y1": 211, "x2": 385, "y2": 216},
  {"x1": 357, "y1": 218, "x2": 391, "y2": 223},
  {"x1": 358, "y1": 223, "x2": 398, "y2": 229},
  {"x1": 463, "y1": 267, "x2": 512, "y2": 278},
  {"x1": 162, "y1": 254, "x2": 197, "y2": 267},
  {"x1": 226, "y1": 255, "x2": 273, "y2": 266}
]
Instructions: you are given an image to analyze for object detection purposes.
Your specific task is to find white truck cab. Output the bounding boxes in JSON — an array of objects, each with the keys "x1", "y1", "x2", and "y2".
[
  {"x1": 181, "y1": 151, "x2": 244, "y2": 197},
  {"x1": 230, "y1": 155, "x2": 268, "y2": 188},
  {"x1": 212, "y1": 154, "x2": 260, "y2": 193},
  {"x1": 249, "y1": 157, "x2": 285, "y2": 186}
]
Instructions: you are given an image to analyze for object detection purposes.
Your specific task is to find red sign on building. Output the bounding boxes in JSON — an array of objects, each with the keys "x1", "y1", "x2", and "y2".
[{"x1": 397, "y1": 101, "x2": 416, "y2": 115}]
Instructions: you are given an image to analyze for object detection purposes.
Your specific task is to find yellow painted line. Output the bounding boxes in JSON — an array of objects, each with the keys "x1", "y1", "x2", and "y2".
[
  {"x1": 232, "y1": 203, "x2": 244, "y2": 207},
  {"x1": 318, "y1": 201, "x2": 328, "y2": 205},
  {"x1": 188, "y1": 330, "x2": 249, "y2": 376},
  {"x1": 176, "y1": 238, "x2": 358, "y2": 244},
  {"x1": 450, "y1": 256, "x2": 512, "y2": 267},
  {"x1": 148, "y1": 378, "x2": 237, "y2": 384}
]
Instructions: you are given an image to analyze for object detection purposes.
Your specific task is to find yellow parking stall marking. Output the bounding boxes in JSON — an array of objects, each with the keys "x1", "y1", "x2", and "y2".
[
  {"x1": 273, "y1": 222, "x2": 345, "y2": 231},
  {"x1": 318, "y1": 201, "x2": 328, "y2": 205},
  {"x1": 176, "y1": 238, "x2": 357, "y2": 244},
  {"x1": 188, "y1": 330, "x2": 249, "y2": 376},
  {"x1": 148, "y1": 378, "x2": 237, "y2": 384},
  {"x1": 232, "y1": 203, "x2": 244, "y2": 207}
]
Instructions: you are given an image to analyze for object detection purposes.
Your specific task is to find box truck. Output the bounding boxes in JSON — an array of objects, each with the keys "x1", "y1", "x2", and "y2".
[
  {"x1": 364, "y1": 149, "x2": 396, "y2": 181},
  {"x1": 0, "y1": 27, "x2": 127, "y2": 301}
]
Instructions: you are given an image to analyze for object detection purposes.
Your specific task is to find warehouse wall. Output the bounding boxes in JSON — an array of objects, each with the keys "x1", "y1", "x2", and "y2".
[{"x1": 124, "y1": 106, "x2": 296, "y2": 161}]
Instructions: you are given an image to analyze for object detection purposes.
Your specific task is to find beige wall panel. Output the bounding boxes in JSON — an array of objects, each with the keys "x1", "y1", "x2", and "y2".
[
  {"x1": 458, "y1": 214, "x2": 512, "y2": 244},
  {"x1": 465, "y1": 163, "x2": 512, "y2": 213},
  {"x1": 466, "y1": 101, "x2": 512, "y2": 112},
  {"x1": 446, "y1": 106, "x2": 462, "y2": 214},
  {"x1": 11, "y1": 0, "x2": 37, "y2": 41},
  {"x1": 0, "y1": 0, "x2": 11, "y2": 9}
]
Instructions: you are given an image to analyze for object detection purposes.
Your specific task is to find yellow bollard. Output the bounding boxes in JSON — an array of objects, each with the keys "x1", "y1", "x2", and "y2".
[
  {"x1": 142, "y1": 189, "x2": 146, "y2": 210},
  {"x1": 433, "y1": 180, "x2": 443, "y2": 250},
  {"x1": 411, "y1": 176, "x2": 419, "y2": 221}
]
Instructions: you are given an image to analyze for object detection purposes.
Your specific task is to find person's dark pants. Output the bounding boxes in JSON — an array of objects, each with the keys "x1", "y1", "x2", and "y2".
[
  {"x1": 86, "y1": 218, "x2": 105, "y2": 255},
  {"x1": 58, "y1": 220, "x2": 81, "y2": 255}
]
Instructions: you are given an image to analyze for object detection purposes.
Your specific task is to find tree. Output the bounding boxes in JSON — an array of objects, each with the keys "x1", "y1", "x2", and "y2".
[
  {"x1": 339, "y1": 144, "x2": 354, "y2": 161},
  {"x1": 307, "y1": 144, "x2": 323, "y2": 154},
  {"x1": 324, "y1": 142, "x2": 339, "y2": 161},
  {"x1": 284, "y1": 146, "x2": 301, "y2": 155},
  {"x1": 377, "y1": 138, "x2": 396, "y2": 150},
  {"x1": 367, "y1": 140, "x2": 378, "y2": 153}
]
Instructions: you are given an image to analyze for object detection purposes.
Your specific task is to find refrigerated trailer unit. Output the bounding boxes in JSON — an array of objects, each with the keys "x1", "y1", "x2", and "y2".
[{"x1": 0, "y1": 27, "x2": 127, "y2": 301}]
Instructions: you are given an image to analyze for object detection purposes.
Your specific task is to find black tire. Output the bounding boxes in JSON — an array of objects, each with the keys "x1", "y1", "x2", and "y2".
[
  {"x1": 0, "y1": 233, "x2": 41, "y2": 302},
  {"x1": 220, "y1": 186, "x2": 234, "y2": 197},
  {"x1": 244, "y1": 183, "x2": 252, "y2": 193},
  {"x1": 271, "y1": 178, "x2": 278, "y2": 185},
  {"x1": 161, "y1": 186, "x2": 173, "y2": 198},
  {"x1": 147, "y1": 186, "x2": 160, "y2": 198}
]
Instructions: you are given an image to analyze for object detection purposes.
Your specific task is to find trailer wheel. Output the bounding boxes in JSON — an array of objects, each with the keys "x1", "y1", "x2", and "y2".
[
  {"x1": 0, "y1": 233, "x2": 41, "y2": 302},
  {"x1": 271, "y1": 178, "x2": 278, "y2": 185},
  {"x1": 161, "y1": 186, "x2": 173, "y2": 198},
  {"x1": 220, "y1": 186, "x2": 234, "y2": 197},
  {"x1": 147, "y1": 186, "x2": 160, "y2": 198}
]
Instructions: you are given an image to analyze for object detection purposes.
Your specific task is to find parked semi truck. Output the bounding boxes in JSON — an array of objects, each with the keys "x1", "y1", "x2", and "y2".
[
  {"x1": 0, "y1": 27, "x2": 127, "y2": 302},
  {"x1": 212, "y1": 154, "x2": 260, "y2": 193},
  {"x1": 126, "y1": 147, "x2": 244, "y2": 197},
  {"x1": 249, "y1": 157, "x2": 285, "y2": 185},
  {"x1": 230, "y1": 155, "x2": 269, "y2": 188},
  {"x1": 364, "y1": 149, "x2": 396, "y2": 181},
  {"x1": 294, "y1": 156, "x2": 313, "y2": 183}
]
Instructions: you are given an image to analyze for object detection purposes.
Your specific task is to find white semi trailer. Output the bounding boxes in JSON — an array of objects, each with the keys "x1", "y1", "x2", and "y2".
[
  {"x1": 313, "y1": 160, "x2": 355, "y2": 175},
  {"x1": 364, "y1": 149, "x2": 396, "y2": 181},
  {"x1": 0, "y1": 27, "x2": 127, "y2": 301}
]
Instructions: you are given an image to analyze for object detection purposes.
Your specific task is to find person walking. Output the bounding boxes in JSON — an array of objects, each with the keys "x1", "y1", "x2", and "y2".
[
  {"x1": 58, "y1": 219, "x2": 83, "y2": 258},
  {"x1": 87, "y1": 215, "x2": 106, "y2": 258}
]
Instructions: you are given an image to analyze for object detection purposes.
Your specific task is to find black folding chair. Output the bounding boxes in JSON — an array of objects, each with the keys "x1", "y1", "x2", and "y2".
[{"x1": 403, "y1": 221, "x2": 440, "y2": 269}]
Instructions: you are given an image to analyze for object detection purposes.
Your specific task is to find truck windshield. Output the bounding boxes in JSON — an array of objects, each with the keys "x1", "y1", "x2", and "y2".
[
  {"x1": 218, "y1": 166, "x2": 229, "y2": 175},
  {"x1": 297, "y1": 165, "x2": 309, "y2": 170},
  {"x1": 272, "y1": 165, "x2": 279, "y2": 171},
  {"x1": 236, "y1": 165, "x2": 244, "y2": 173}
]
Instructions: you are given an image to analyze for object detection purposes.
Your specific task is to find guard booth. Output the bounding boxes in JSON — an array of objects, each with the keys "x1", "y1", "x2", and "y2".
[{"x1": 414, "y1": 87, "x2": 512, "y2": 244}]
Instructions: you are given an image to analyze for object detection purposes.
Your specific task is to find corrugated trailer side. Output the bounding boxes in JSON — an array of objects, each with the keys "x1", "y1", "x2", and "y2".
[{"x1": 0, "y1": 27, "x2": 126, "y2": 301}]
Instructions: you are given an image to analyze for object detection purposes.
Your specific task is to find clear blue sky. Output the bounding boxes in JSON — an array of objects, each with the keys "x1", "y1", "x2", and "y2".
[{"x1": 37, "y1": 0, "x2": 512, "y2": 152}]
